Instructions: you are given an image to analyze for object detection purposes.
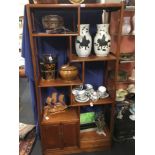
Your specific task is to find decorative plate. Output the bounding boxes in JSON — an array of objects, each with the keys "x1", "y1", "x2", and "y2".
[{"x1": 69, "y1": 0, "x2": 84, "y2": 4}]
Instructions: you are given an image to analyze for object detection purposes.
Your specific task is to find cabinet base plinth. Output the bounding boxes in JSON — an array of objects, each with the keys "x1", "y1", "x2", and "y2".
[{"x1": 44, "y1": 144, "x2": 111, "y2": 155}]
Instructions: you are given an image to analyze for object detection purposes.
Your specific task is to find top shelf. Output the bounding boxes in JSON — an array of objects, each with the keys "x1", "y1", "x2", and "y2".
[
  {"x1": 79, "y1": 3, "x2": 122, "y2": 8},
  {"x1": 28, "y1": 3, "x2": 123, "y2": 9}
]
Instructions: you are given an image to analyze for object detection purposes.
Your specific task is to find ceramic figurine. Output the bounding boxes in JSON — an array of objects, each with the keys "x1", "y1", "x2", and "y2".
[
  {"x1": 75, "y1": 24, "x2": 92, "y2": 57},
  {"x1": 95, "y1": 112, "x2": 106, "y2": 136},
  {"x1": 94, "y1": 24, "x2": 111, "y2": 56},
  {"x1": 44, "y1": 92, "x2": 68, "y2": 118},
  {"x1": 122, "y1": 17, "x2": 131, "y2": 35},
  {"x1": 117, "y1": 107, "x2": 124, "y2": 119}
]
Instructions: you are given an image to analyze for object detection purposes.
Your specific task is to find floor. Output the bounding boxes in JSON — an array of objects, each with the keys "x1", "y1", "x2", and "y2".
[{"x1": 31, "y1": 138, "x2": 135, "y2": 155}]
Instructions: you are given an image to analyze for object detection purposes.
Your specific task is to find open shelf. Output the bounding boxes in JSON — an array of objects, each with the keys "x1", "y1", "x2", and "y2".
[
  {"x1": 119, "y1": 60, "x2": 135, "y2": 64},
  {"x1": 32, "y1": 32, "x2": 79, "y2": 37},
  {"x1": 28, "y1": 4, "x2": 80, "y2": 8},
  {"x1": 116, "y1": 80, "x2": 135, "y2": 84},
  {"x1": 121, "y1": 33, "x2": 135, "y2": 37},
  {"x1": 80, "y1": 3, "x2": 122, "y2": 8},
  {"x1": 41, "y1": 108, "x2": 79, "y2": 125},
  {"x1": 28, "y1": 3, "x2": 122, "y2": 9},
  {"x1": 38, "y1": 77, "x2": 83, "y2": 87},
  {"x1": 80, "y1": 127, "x2": 111, "y2": 149},
  {"x1": 111, "y1": 33, "x2": 135, "y2": 37},
  {"x1": 71, "y1": 95, "x2": 114, "y2": 107},
  {"x1": 70, "y1": 53, "x2": 116, "y2": 62},
  {"x1": 125, "y1": 6, "x2": 135, "y2": 11}
]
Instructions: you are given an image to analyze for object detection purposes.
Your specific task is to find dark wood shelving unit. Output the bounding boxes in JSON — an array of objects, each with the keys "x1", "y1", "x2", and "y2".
[{"x1": 26, "y1": 2, "x2": 125, "y2": 155}]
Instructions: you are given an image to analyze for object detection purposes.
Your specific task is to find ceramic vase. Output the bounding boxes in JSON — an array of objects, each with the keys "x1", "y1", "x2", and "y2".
[
  {"x1": 75, "y1": 24, "x2": 92, "y2": 57},
  {"x1": 122, "y1": 17, "x2": 131, "y2": 35},
  {"x1": 102, "y1": 10, "x2": 109, "y2": 24},
  {"x1": 94, "y1": 24, "x2": 111, "y2": 56}
]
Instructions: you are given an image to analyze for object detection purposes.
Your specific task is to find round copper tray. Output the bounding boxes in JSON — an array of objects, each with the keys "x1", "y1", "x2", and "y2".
[{"x1": 69, "y1": 0, "x2": 84, "y2": 4}]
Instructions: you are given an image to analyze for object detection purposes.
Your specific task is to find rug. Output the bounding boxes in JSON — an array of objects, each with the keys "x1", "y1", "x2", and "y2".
[{"x1": 19, "y1": 129, "x2": 36, "y2": 155}]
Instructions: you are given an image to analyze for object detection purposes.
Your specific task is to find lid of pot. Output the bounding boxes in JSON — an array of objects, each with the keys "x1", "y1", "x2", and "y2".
[{"x1": 60, "y1": 64, "x2": 77, "y2": 71}]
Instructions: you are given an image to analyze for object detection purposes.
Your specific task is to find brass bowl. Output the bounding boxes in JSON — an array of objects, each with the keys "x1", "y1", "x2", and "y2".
[{"x1": 59, "y1": 64, "x2": 78, "y2": 81}]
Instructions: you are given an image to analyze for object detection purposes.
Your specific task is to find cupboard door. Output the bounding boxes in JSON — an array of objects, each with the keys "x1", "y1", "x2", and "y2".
[
  {"x1": 41, "y1": 124, "x2": 61, "y2": 150},
  {"x1": 62, "y1": 122, "x2": 79, "y2": 148}
]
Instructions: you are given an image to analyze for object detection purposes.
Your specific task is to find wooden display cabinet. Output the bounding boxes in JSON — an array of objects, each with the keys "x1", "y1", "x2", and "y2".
[
  {"x1": 26, "y1": 2, "x2": 125, "y2": 154},
  {"x1": 41, "y1": 123, "x2": 80, "y2": 152}
]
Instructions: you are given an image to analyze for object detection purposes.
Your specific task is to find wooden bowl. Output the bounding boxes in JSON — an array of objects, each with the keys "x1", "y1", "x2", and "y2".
[{"x1": 59, "y1": 64, "x2": 78, "y2": 81}]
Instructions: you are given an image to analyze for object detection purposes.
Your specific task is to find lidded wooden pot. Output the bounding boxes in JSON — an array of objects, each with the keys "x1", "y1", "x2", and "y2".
[{"x1": 59, "y1": 64, "x2": 78, "y2": 81}]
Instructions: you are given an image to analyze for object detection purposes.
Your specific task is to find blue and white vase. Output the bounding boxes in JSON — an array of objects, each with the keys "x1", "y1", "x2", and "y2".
[
  {"x1": 75, "y1": 24, "x2": 92, "y2": 57},
  {"x1": 94, "y1": 24, "x2": 111, "y2": 56}
]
